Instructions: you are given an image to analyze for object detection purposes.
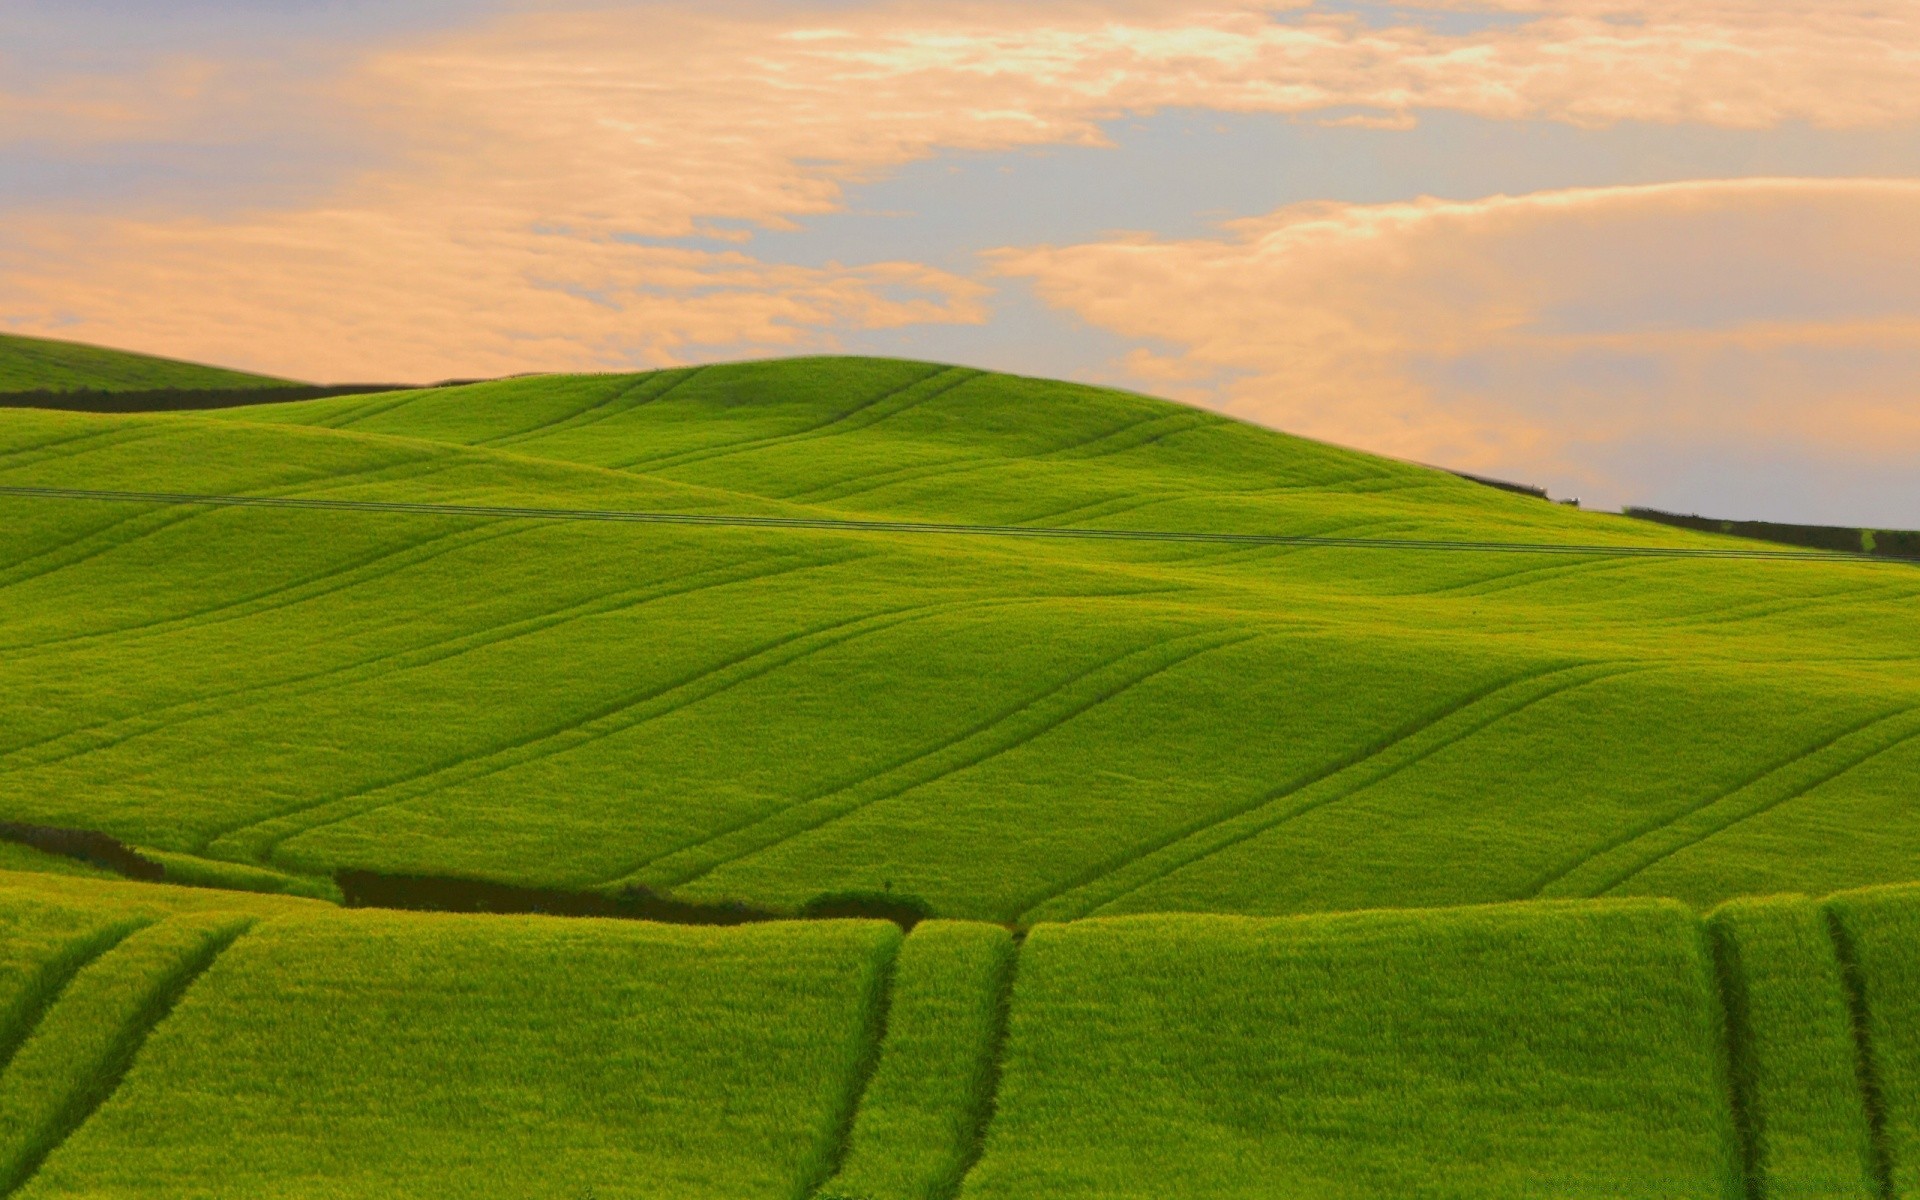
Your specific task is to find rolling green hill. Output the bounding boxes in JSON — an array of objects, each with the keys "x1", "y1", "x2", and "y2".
[
  {"x1": 1, "y1": 357, "x2": 1917, "y2": 922},
  {"x1": 0, "y1": 332, "x2": 294, "y2": 395},
  {"x1": 4, "y1": 351, "x2": 1920, "y2": 1198}
]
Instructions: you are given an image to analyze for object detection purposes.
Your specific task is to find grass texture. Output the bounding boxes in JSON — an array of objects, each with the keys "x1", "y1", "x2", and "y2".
[
  {"x1": 0, "y1": 357, "x2": 1917, "y2": 922},
  {"x1": 962, "y1": 902, "x2": 1740, "y2": 1200},
  {"x1": 0, "y1": 899, "x2": 151, "y2": 1079},
  {"x1": 1825, "y1": 884, "x2": 1920, "y2": 1200},
  {"x1": 0, "y1": 332, "x2": 290, "y2": 395},
  {"x1": 20, "y1": 909, "x2": 901, "y2": 1200},
  {"x1": 824, "y1": 920, "x2": 1016, "y2": 1200},
  {"x1": 0, "y1": 912, "x2": 252, "y2": 1194},
  {"x1": 1708, "y1": 897, "x2": 1879, "y2": 1200},
  {"x1": 0, "y1": 889, "x2": 1910, "y2": 1198}
]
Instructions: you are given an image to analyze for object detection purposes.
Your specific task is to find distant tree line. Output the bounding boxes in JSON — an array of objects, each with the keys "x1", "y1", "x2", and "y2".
[{"x1": 1625, "y1": 507, "x2": 1920, "y2": 560}]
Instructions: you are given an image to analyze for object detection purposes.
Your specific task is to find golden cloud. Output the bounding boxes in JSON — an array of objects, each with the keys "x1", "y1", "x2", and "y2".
[
  {"x1": 1, "y1": 1, "x2": 1917, "y2": 380},
  {"x1": 993, "y1": 177, "x2": 1920, "y2": 504}
]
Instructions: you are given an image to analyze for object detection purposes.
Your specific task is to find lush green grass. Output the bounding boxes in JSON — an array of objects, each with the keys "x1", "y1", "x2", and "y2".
[
  {"x1": 964, "y1": 901, "x2": 1740, "y2": 1200},
  {"x1": 825, "y1": 920, "x2": 1015, "y2": 1200},
  {"x1": 2, "y1": 357, "x2": 1918, "y2": 923},
  {"x1": 1825, "y1": 883, "x2": 1920, "y2": 1200},
  {"x1": 0, "y1": 332, "x2": 292, "y2": 394},
  {"x1": 1708, "y1": 896, "x2": 1878, "y2": 1200},
  {"x1": 0, "y1": 887, "x2": 1914, "y2": 1198},
  {"x1": 0, "y1": 896, "x2": 145, "y2": 1075},
  {"x1": 21, "y1": 909, "x2": 900, "y2": 1200},
  {"x1": 0, "y1": 843, "x2": 114, "y2": 880},
  {"x1": 0, "y1": 912, "x2": 251, "y2": 1193}
]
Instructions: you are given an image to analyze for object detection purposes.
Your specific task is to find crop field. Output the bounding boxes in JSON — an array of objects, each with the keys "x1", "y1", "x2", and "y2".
[
  {"x1": 0, "y1": 356, "x2": 1917, "y2": 922},
  {"x1": 0, "y1": 880, "x2": 1915, "y2": 1198}
]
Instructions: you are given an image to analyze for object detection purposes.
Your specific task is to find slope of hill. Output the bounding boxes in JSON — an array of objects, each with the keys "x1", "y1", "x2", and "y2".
[
  {"x1": 1, "y1": 358, "x2": 1917, "y2": 922},
  {"x1": 0, "y1": 332, "x2": 294, "y2": 395}
]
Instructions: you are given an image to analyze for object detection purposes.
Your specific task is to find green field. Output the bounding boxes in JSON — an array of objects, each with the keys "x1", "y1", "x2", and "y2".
[
  {"x1": 0, "y1": 333, "x2": 292, "y2": 395},
  {"x1": 1, "y1": 356, "x2": 1917, "y2": 921},
  {"x1": 0, "y1": 875, "x2": 1914, "y2": 1198},
  {"x1": 3, "y1": 343, "x2": 1919, "y2": 1196}
]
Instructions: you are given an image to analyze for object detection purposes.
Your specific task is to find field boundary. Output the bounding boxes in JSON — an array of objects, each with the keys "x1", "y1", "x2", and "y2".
[{"x1": 3, "y1": 485, "x2": 1916, "y2": 563}]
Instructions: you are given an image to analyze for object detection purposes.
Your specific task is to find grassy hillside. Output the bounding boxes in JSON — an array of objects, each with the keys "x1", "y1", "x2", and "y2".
[
  {"x1": 1, "y1": 357, "x2": 1917, "y2": 922},
  {"x1": 0, "y1": 882, "x2": 1914, "y2": 1198},
  {"x1": 0, "y1": 332, "x2": 293, "y2": 395}
]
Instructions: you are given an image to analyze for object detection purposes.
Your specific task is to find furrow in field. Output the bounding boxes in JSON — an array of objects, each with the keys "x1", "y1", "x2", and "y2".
[
  {"x1": 9, "y1": 546, "x2": 857, "y2": 782},
  {"x1": 494, "y1": 365, "x2": 707, "y2": 446},
  {"x1": 1544, "y1": 709, "x2": 1920, "y2": 898},
  {"x1": 803, "y1": 929, "x2": 905, "y2": 1200},
  {"x1": 775, "y1": 453, "x2": 984, "y2": 505},
  {"x1": 467, "y1": 375, "x2": 642, "y2": 446},
  {"x1": 0, "y1": 922, "x2": 147, "y2": 1080},
  {"x1": 612, "y1": 364, "x2": 955, "y2": 473},
  {"x1": 212, "y1": 601, "x2": 959, "y2": 867},
  {"x1": 1524, "y1": 707, "x2": 1917, "y2": 899},
  {"x1": 1018, "y1": 661, "x2": 1623, "y2": 923},
  {"x1": 0, "y1": 914, "x2": 252, "y2": 1198},
  {"x1": 1704, "y1": 916, "x2": 1763, "y2": 1200},
  {"x1": 818, "y1": 923, "x2": 1019, "y2": 1200},
  {"x1": 638, "y1": 627, "x2": 1257, "y2": 891},
  {"x1": 1823, "y1": 909, "x2": 1899, "y2": 1200},
  {"x1": 0, "y1": 520, "x2": 507, "y2": 657},
  {"x1": 0, "y1": 426, "x2": 158, "y2": 474},
  {"x1": 305, "y1": 385, "x2": 444, "y2": 429},
  {"x1": 595, "y1": 619, "x2": 1217, "y2": 887},
  {"x1": 1041, "y1": 410, "x2": 1213, "y2": 461},
  {"x1": 0, "y1": 449, "x2": 472, "y2": 596}
]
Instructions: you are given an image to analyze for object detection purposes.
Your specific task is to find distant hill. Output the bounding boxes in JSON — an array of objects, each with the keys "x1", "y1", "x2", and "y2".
[{"x1": 0, "y1": 331, "x2": 295, "y2": 394}]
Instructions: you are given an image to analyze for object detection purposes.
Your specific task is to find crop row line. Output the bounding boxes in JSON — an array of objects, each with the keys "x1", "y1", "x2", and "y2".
[{"x1": 3, "y1": 486, "x2": 1913, "y2": 564}]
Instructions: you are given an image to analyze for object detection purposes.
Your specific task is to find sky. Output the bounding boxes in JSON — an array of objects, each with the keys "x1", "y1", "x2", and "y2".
[{"x1": 2, "y1": 1, "x2": 1918, "y2": 523}]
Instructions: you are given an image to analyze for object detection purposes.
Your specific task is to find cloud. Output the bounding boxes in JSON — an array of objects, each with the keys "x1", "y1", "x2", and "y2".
[
  {"x1": 993, "y1": 177, "x2": 1920, "y2": 511},
  {"x1": 1, "y1": 1, "x2": 1918, "y2": 381}
]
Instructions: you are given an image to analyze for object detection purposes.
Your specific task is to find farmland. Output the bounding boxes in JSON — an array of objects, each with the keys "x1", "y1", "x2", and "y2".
[
  {"x1": 2, "y1": 342, "x2": 1920, "y2": 1196},
  {"x1": 1, "y1": 357, "x2": 1918, "y2": 920},
  {"x1": 1, "y1": 870, "x2": 1917, "y2": 1198}
]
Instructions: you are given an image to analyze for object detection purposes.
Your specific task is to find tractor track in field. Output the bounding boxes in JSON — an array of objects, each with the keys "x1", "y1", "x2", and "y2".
[{"x1": 3, "y1": 485, "x2": 1914, "y2": 564}]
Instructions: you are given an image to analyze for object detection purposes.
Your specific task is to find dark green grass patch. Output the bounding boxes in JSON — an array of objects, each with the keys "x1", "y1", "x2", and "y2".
[
  {"x1": 964, "y1": 902, "x2": 1741, "y2": 1200},
  {"x1": 1708, "y1": 897, "x2": 1878, "y2": 1200},
  {"x1": 19, "y1": 910, "x2": 901, "y2": 1200},
  {"x1": 824, "y1": 920, "x2": 1016, "y2": 1200}
]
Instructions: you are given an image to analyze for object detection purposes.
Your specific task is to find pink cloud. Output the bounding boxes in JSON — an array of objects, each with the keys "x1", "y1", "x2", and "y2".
[
  {"x1": 1, "y1": 1, "x2": 1917, "y2": 380},
  {"x1": 993, "y1": 177, "x2": 1920, "y2": 508}
]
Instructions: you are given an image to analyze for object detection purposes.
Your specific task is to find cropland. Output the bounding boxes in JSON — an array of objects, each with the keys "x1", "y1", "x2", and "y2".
[{"x1": 0, "y1": 334, "x2": 1917, "y2": 1198}]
